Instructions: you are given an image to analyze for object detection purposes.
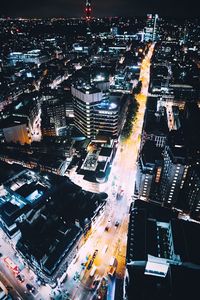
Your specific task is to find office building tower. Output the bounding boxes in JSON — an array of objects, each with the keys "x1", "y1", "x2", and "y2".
[
  {"x1": 85, "y1": 0, "x2": 92, "y2": 20},
  {"x1": 141, "y1": 97, "x2": 168, "y2": 150},
  {"x1": 179, "y1": 166, "x2": 200, "y2": 220},
  {"x1": 144, "y1": 14, "x2": 159, "y2": 41},
  {"x1": 135, "y1": 141, "x2": 163, "y2": 201},
  {"x1": 41, "y1": 97, "x2": 66, "y2": 136},
  {"x1": 72, "y1": 83, "x2": 123, "y2": 139},
  {"x1": 124, "y1": 200, "x2": 200, "y2": 300},
  {"x1": 160, "y1": 132, "x2": 189, "y2": 207}
]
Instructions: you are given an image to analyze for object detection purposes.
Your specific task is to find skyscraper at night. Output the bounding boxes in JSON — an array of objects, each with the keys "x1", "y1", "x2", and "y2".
[
  {"x1": 144, "y1": 14, "x2": 159, "y2": 41},
  {"x1": 71, "y1": 83, "x2": 122, "y2": 139},
  {"x1": 85, "y1": 0, "x2": 92, "y2": 20}
]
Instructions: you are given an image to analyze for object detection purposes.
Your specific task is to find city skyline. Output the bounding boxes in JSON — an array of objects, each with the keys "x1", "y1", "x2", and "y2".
[
  {"x1": 0, "y1": 7, "x2": 199, "y2": 300},
  {"x1": 1, "y1": 0, "x2": 200, "y2": 18}
]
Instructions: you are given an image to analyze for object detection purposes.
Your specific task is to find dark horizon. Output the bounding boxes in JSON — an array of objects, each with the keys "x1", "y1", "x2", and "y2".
[{"x1": 1, "y1": 0, "x2": 199, "y2": 18}]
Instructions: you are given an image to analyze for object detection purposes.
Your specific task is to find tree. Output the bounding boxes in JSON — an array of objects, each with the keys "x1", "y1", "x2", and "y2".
[
  {"x1": 132, "y1": 80, "x2": 142, "y2": 95},
  {"x1": 121, "y1": 99, "x2": 139, "y2": 140}
]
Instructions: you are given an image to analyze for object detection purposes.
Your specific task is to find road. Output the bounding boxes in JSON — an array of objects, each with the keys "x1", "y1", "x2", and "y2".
[
  {"x1": 63, "y1": 44, "x2": 155, "y2": 300},
  {"x1": 0, "y1": 44, "x2": 154, "y2": 300},
  {"x1": 0, "y1": 230, "x2": 51, "y2": 300}
]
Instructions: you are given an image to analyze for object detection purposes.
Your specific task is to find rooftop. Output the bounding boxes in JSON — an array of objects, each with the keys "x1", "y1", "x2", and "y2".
[
  {"x1": 72, "y1": 83, "x2": 101, "y2": 95},
  {"x1": 0, "y1": 115, "x2": 28, "y2": 129}
]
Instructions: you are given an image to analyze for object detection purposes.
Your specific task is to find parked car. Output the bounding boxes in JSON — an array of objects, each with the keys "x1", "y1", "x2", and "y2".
[
  {"x1": 26, "y1": 283, "x2": 35, "y2": 293},
  {"x1": 92, "y1": 249, "x2": 98, "y2": 259},
  {"x1": 16, "y1": 274, "x2": 25, "y2": 283},
  {"x1": 115, "y1": 221, "x2": 120, "y2": 227},
  {"x1": 87, "y1": 259, "x2": 93, "y2": 270},
  {"x1": 91, "y1": 278, "x2": 100, "y2": 290}
]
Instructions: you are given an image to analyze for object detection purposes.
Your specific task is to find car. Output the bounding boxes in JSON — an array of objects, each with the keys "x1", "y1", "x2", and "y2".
[
  {"x1": 26, "y1": 283, "x2": 35, "y2": 293},
  {"x1": 105, "y1": 225, "x2": 109, "y2": 231},
  {"x1": 16, "y1": 274, "x2": 25, "y2": 283},
  {"x1": 92, "y1": 249, "x2": 98, "y2": 259},
  {"x1": 102, "y1": 245, "x2": 108, "y2": 254},
  {"x1": 115, "y1": 221, "x2": 120, "y2": 227},
  {"x1": 87, "y1": 259, "x2": 93, "y2": 270},
  {"x1": 73, "y1": 272, "x2": 80, "y2": 281},
  {"x1": 105, "y1": 220, "x2": 111, "y2": 231},
  {"x1": 91, "y1": 278, "x2": 100, "y2": 290}
]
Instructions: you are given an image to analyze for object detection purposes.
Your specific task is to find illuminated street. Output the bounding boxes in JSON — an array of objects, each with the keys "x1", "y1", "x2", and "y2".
[
  {"x1": 0, "y1": 0, "x2": 199, "y2": 298},
  {"x1": 0, "y1": 229, "x2": 52, "y2": 300},
  {"x1": 63, "y1": 44, "x2": 155, "y2": 300},
  {"x1": 0, "y1": 43, "x2": 154, "y2": 300}
]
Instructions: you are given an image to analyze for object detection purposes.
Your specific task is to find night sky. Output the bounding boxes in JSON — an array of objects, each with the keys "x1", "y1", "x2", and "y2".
[{"x1": 1, "y1": 0, "x2": 199, "y2": 18}]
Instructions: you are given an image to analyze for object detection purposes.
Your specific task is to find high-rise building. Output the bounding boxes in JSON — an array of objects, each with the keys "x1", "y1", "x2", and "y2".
[
  {"x1": 72, "y1": 83, "x2": 123, "y2": 139},
  {"x1": 144, "y1": 14, "x2": 159, "y2": 42},
  {"x1": 124, "y1": 200, "x2": 200, "y2": 300},
  {"x1": 85, "y1": 0, "x2": 92, "y2": 20},
  {"x1": 72, "y1": 84, "x2": 102, "y2": 138},
  {"x1": 41, "y1": 96, "x2": 66, "y2": 137},
  {"x1": 179, "y1": 166, "x2": 200, "y2": 221},
  {"x1": 135, "y1": 141, "x2": 163, "y2": 201},
  {"x1": 141, "y1": 97, "x2": 168, "y2": 149},
  {"x1": 160, "y1": 132, "x2": 190, "y2": 207}
]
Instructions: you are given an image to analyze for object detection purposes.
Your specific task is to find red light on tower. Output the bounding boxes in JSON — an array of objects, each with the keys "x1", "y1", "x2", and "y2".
[{"x1": 85, "y1": 0, "x2": 92, "y2": 20}]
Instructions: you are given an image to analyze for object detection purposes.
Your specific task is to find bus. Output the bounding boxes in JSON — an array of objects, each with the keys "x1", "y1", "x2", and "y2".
[
  {"x1": 3, "y1": 257, "x2": 20, "y2": 275},
  {"x1": 90, "y1": 266, "x2": 97, "y2": 277}
]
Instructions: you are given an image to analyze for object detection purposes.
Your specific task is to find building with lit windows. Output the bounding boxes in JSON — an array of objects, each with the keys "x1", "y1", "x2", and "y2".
[
  {"x1": 124, "y1": 200, "x2": 200, "y2": 300},
  {"x1": 41, "y1": 96, "x2": 66, "y2": 137},
  {"x1": 0, "y1": 165, "x2": 107, "y2": 284},
  {"x1": 179, "y1": 165, "x2": 200, "y2": 221},
  {"x1": 72, "y1": 83, "x2": 124, "y2": 139},
  {"x1": 71, "y1": 84, "x2": 102, "y2": 138},
  {"x1": 8, "y1": 50, "x2": 50, "y2": 66},
  {"x1": 85, "y1": 0, "x2": 92, "y2": 20},
  {"x1": 135, "y1": 141, "x2": 163, "y2": 201},
  {"x1": 141, "y1": 97, "x2": 168, "y2": 149},
  {"x1": 160, "y1": 138, "x2": 189, "y2": 208},
  {"x1": 144, "y1": 14, "x2": 159, "y2": 42},
  {"x1": 0, "y1": 93, "x2": 41, "y2": 144},
  {"x1": 0, "y1": 116, "x2": 32, "y2": 145}
]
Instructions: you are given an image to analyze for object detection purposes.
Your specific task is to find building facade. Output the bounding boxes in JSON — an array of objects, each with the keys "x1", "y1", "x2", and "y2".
[
  {"x1": 72, "y1": 84, "x2": 122, "y2": 139},
  {"x1": 135, "y1": 141, "x2": 163, "y2": 201}
]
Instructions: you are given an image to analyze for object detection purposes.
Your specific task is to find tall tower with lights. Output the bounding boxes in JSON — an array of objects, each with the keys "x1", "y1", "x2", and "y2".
[
  {"x1": 85, "y1": 0, "x2": 92, "y2": 20},
  {"x1": 144, "y1": 14, "x2": 159, "y2": 41}
]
